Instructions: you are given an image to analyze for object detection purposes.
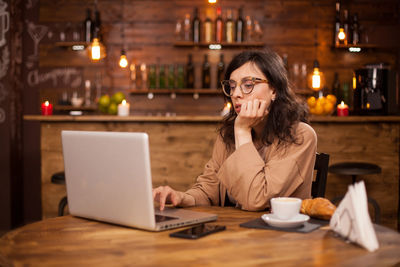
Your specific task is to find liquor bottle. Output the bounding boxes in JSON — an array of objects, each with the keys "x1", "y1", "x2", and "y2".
[
  {"x1": 186, "y1": 54, "x2": 195, "y2": 89},
  {"x1": 351, "y1": 13, "x2": 360, "y2": 45},
  {"x1": 245, "y1": 16, "x2": 252, "y2": 42},
  {"x1": 93, "y1": 9, "x2": 102, "y2": 41},
  {"x1": 332, "y1": 72, "x2": 340, "y2": 100},
  {"x1": 202, "y1": 54, "x2": 211, "y2": 89},
  {"x1": 83, "y1": 8, "x2": 93, "y2": 43},
  {"x1": 225, "y1": 9, "x2": 234, "y2": 43},
  {"x1": 159, "y1": 65, "x2": 166, "y2": 89},
  {"x1": 343, "y1": 9, "x2": 349, "y2": 45},
  {"x1": 334, "y1": 1, "x2": 340, "y2": 47},
  {"x1": 217, "y1": 54, "x2": 225, "y2": 88},
  {"x1": 148, "y1": 65, "x2": 157, "y2": 89},
  {"x1": 168, "y1": 65, "x2": 175, "y2": 89},
  {"x1": 215, "y1": 7, "x2": 223, "y2": 43},
  {"x1": 183, "y1": 14, "x2": 191, "y2": 41},
  {"x1": 177, "y1": 65, "x2": 185, "y2": 89},
  {"x1": 192, "y1": 7, "x2": 201, "y2": 43},
  {"x1": 204, "y1": 10, "x2": 213, "y2": 43},
  {"x1": 236, "y1": 7, "x2": 244, "y2": 42}
]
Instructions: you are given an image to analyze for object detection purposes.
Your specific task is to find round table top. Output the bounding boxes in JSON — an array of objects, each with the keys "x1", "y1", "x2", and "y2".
[{"x1": 1, "y1": 207, "x2": 400, "y2": 266}]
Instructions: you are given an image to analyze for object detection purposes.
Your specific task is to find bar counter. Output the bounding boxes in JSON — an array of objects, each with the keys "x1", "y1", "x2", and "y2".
[{"x1": 24, "y1": 115, "x2": 400, "y2": 230}]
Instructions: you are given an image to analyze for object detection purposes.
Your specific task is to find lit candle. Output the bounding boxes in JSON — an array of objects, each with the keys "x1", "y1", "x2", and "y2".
[
  {"x1": 221, "y1": 102, "x2": 232, "y2": 116},
  {"x1": 41, "y1": 101, "x2": 53, "y2": 116},
  {"x1": 118, "y1": 99, "x2": 130, "y2": 116},
  {"x1": 337, "y1": 101, "x2": 349, "y2": 116}
]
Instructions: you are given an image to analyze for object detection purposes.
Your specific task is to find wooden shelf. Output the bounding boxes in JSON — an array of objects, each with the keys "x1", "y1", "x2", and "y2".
[
  {"x1": 174, "y1": 41, "x2": 265, "y2": 48},
  {"x1": 129, "y1": 89, "x2": 223, "y2": 95},
  {"x1": 334, "y1": 43, "x2": 377, "y2": 50},
  {"x1": 54, "y1": 105, "x2": 97, "y2": 111},
  {"x1": 54, "y1": 41, "x2": 89, "y2": 47}
]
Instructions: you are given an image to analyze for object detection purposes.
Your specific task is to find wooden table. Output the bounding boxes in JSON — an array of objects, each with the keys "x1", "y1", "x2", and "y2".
[{"x1": 1, "y1": 207, "x2": 400, "y2": 266}]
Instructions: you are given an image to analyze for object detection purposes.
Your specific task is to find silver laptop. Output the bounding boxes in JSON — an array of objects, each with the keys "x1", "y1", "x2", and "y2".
[{"x1": 61, "y1": 130, "x2": 217, "y2": 231}]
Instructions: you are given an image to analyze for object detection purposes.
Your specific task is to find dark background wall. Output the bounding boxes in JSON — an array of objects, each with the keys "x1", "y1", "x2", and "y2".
[{"x1": 1, "y1": 0, "x2": 399, "y2": 232}]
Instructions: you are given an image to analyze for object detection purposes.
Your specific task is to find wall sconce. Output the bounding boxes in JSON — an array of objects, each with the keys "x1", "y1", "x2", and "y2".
[
  {"x1": 308, "y1": 60, "x2": 325, "y2": 91},
  {"x1": 119, "y1": 49, "x2": 128, "y2": 68},
  {"x1": 208, "y1": 0, "x2": 217, "y2": 3}
]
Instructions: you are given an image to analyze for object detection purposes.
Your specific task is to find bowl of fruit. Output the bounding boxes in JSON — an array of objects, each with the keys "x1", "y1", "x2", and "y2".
[{"x1": 307, "y1": 94, "x2": 337, "y2": 116}]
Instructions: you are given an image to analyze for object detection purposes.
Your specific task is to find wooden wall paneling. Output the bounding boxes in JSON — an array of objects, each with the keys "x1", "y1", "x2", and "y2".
[
  {"x1": 40, "y1": 121, "x2": 219, "y2": 218},
  {"x1": 312, "y1": 122, "x2": 399, "y2": 229}
]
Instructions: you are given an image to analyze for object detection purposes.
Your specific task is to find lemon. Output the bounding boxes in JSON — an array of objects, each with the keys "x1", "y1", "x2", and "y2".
[
  {"x1": 111, "y1": 92, "x2": 126, "y2": 105},
  {"x1": 98, "y1": 95, "x2": 110, "y2": 114},
  {"x1": 108, "y1": 102, "x2": 118, "y2": 115}
]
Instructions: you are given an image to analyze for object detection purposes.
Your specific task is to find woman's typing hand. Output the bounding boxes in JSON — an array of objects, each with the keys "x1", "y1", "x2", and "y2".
[{"x1": 152, "y1": 185, "x2": 183, "y2": 211}]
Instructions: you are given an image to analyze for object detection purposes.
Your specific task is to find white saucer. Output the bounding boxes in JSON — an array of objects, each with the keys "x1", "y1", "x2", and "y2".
[{"x1": 261, "y1": 213, "x2": 310, "y2": 228}]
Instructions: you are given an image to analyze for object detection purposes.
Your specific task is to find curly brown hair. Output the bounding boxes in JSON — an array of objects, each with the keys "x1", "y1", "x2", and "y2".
[{"x1": 219, "y1": 49, "x2": 309, "y2": 151}]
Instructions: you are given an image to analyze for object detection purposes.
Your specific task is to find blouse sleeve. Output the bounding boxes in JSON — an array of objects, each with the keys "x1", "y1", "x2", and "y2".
[
  {"x1": 179, "y1": 135, "x2": 228, "y2": 207},
  {"x1": 218, "y1": 123, "x2": 317, "y2": 211}
]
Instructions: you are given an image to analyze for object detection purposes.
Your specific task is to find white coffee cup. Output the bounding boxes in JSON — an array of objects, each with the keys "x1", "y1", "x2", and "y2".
[{"x1": 270, "y1": 197, "x2": 302, "y2": 220}]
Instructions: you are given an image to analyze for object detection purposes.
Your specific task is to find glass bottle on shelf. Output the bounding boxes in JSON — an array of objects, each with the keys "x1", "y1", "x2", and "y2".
[
  {"x1": 186, "y1": 54, "x2": 195, "y2": 89},
  {"x1": 334, "y1": 1, "x2": 340, "y2": 47},
  {"x1": 148, "y1": 65, "x2": 157, "y2": 89},
  {"x1": 175, "y1": 20, "x2": 182, "y2": 41},
  {"x1": 177, "y1": 65, "x2": 185, "y2": 89},
  {"x1": 245, "y1": 16, "x2": 252, "y2": 42},
  {"x1": 332, "y1": 72, "x2": 340, "y2": 100},
  {"x1": 217, "y1": 54, "x2": 225, "y2": 89},
  {"x1": 159, "y1": 65, "x2": 166, "y2": 89},
  {"x1": 253, "y1": 20, "x2": 262, "y2": 41},
  {"x1": 204, "y1": 10, "x2": 213, "y2": 43},
  {"x1": 215, "y1": 7, "x2": 223, "y2": 43},
  {"x1": 225, "y1": 9, "x2": 234, "y2": 43},
  {"x1": 93, "y1": 9, "x2": 102, "y2": 41},
  {"x1": 83, "y1": 8, "x2": 93, "y2": 43},
  {"x1": 236, "y1": 7, "x2": 244, "y2": 42},
  {"x1": 192, "y1": 7, "x2": 201, "y2": 43},
  {"x1": 202, "y1": 54, "x2": 211, "y2": 89},
  {"x1": 183, "y1": 14, "x2": 191, "y2": 41},
  {"x1": 343, "y1": 9, "x2": 349, "y2": 45},
  {"x1": 141, "y1": 63, "x2": 147, "y2": 90},
  {"x1": 351, "y1": 13, "x2": 360, "y2": 45},
  {"x1": 168, "y1": 65, "x2": 175, "y2": 89}
]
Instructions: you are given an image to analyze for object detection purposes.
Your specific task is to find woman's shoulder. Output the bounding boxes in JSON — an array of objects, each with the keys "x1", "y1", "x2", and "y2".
[{"x1": 295, "y1": 122, "x2": 317, "y2": 142}]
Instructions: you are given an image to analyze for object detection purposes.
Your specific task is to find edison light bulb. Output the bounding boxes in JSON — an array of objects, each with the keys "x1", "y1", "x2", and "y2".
[
  {"x1": 91, "y1": 38, "x2": 101, "y2": 60},
  {"x1": 312, "y1": 68, "x2": 321, "y2": 89},
  {"x1": 119, "y1": 52, "x2": 128, "y2": 68},
  {"x1": 307, "y1": 60, "x2": 325, "y2": 91},
  {"x1": 338, "y1": 28, "x2": 346, "y2": 41}
]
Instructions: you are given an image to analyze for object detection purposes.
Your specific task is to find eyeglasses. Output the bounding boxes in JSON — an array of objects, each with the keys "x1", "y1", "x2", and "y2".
[{"x1": 221, "y1": 77, "x2": 269, "y2": 97}]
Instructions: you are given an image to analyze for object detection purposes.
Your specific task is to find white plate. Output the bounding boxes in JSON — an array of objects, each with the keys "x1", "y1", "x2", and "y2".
[{"x1": 261, "y1": 213, "x2": 310, "y2": 228}]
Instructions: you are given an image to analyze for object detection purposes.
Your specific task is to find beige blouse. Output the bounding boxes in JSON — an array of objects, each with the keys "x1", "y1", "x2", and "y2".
[{"x1": 178, "y1": 122, "x2": 317, "y2": 211}]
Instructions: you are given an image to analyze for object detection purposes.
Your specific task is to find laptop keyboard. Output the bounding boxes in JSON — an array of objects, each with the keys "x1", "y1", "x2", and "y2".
[{"x1": 155, "y1": 214, "x2": 178, "y2": 223}]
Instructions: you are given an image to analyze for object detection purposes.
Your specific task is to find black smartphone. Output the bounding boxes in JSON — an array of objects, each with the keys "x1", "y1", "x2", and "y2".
[{"x1": 169, "y1": 224, "x2": 226, "y2": 239}]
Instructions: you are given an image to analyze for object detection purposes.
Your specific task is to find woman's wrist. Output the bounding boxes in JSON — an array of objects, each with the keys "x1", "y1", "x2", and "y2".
[{"x1": 235, "y1": 127, "x2": 252, "y2": 149}]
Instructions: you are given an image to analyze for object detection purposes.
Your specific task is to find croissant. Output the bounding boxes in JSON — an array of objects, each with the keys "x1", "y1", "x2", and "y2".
[{"x1": 301, "y1": 198, "x2": 336, "y2": 220}]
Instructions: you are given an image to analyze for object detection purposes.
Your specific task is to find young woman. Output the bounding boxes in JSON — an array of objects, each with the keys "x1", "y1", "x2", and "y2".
[{"x1": 153, "y1": 49, "x2": 317, "y2": 211}]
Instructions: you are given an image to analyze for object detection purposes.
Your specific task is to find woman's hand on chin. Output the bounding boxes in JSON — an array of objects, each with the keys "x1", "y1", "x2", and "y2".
[{"x1": 235, "y1": 99, "x2": 268, "y2": 131}]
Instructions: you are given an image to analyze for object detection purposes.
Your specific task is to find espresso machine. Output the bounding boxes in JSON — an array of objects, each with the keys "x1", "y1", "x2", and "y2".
[{"x1": 353, "y1": 63, "x2": 398, "y2": 115}]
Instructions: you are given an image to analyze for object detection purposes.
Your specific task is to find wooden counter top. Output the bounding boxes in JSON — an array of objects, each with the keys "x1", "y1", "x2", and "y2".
[{"x1": 23, "y1": 115, "x2": 400, "y2": 123}]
